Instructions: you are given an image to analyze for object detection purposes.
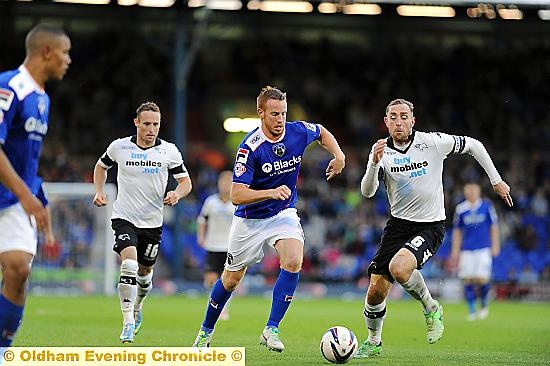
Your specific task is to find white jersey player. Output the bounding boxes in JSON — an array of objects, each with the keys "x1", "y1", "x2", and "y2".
[
  {"x1": 355, "y1": 98, "x2": 513, "y2": 359},
  {"x1": 93, "y1": 101, "x2": 192, "y2": 343}
]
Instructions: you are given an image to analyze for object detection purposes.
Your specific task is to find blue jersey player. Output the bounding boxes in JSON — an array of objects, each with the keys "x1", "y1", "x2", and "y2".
[
  {"x1": 0, "y1": 24, "x2": 71, "y2": 351},
  {"x1": 451, "y1": 182, "x2": 499, "y2": 320},
  {"x1": 193, "y1": 86, "x2": 346, "y2": 352}
]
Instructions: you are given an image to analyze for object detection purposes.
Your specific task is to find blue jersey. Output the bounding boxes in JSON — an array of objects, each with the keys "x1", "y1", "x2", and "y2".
[
  {"x1": 232, "y1": 121, "x2": 321, "y2": 219},
  {"x1": 0, "y1": 66, "x2": 50, "y2": 208},
  {"x1": 453, "y1": 199, "x2": 497, "y2": 250}
]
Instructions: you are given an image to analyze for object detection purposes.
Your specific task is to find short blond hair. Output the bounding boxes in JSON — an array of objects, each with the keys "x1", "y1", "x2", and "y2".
[
  {"x1": 257, "y1": 86, "x2": 286, "y2": 110},
  {"x1": 386, "y1": 98, "x2": 414, "y2": 115}
]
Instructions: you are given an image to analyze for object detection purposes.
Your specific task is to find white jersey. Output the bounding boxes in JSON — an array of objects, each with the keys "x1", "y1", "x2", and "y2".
[
  {"x1": 375, "y1": 130, "x2": 465, "y2": 222},
  {"x1": 97, "y1": 136, "x2": 189, "y2": 228},
  {"x1": 197, "y1": 193, "x2": 234, "y2": 252}
]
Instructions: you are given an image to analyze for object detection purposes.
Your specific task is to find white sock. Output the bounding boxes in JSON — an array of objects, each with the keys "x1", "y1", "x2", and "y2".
[
  {"x1": 135, "y1": 270, "x2": 153, "y2": 312},
  {"x1": 401, "y1": 269, "x2": 438, "y2": 312},
  {"x1": 118, "y1": 259, "x2": 138, "y2": 324},
  {"x1": 364, "y1": 300, "x2": 386, "y2": 345}
]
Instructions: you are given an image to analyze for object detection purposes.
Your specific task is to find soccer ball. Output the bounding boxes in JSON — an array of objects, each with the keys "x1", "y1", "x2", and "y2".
[{"x1": 320, "y1": 326, "x2": 358, "y2": 364}]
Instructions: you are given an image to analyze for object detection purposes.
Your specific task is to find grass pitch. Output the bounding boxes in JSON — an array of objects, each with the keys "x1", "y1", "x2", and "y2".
[{"x1": 16, "y1": 295, "x2": 550, "y2": 365}]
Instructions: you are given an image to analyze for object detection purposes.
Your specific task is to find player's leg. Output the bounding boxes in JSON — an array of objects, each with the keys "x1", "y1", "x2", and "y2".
[
  {"x1": 118, "y1": 246, "x2": 138, "y2": 343},
  {"x1": 463, "y1": 278, "x2": 477, "y2": 320},
  {"x1": 0, "y1": 251, "x2": 33, "y2": 348},
  {"x1": 134, "y1": 264, "x2": 152, "y2": 335},
  {"x1": 476, "y1": 248, "x2": 492, "y2": 319},
  {"x1": 133, "y1": 227, "x2": 162, "y2": 336},
  {"x1": 208, "y1": 252, "x2": 231, "y2": 321},
  {"x1": 0, "y1": 203, "x2": 38, "y2": 348},
  {"x1": 356, "y1": 274, "x2": 392, "y2": 358},
  {"x1": 391, "y1": 248, "x2": 439, "y2": 311},
  {"x1": 193, "y1": 267, "x2": 246, "y2": 347},
  {"x1": 111, "y1": 219, "x2": 140, "y2": 343},
  {"x1": 459, "y1": 250, "x2": 477, "y2": 320},
  {"x1": 260, "y1": 238, "x2": 303, "y2": 352},
  {"x1": 393, "y1": 226, "x2": 445, "y2": 344}
]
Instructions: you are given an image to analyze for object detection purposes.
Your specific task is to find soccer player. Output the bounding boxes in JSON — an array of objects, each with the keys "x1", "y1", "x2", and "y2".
[
  {"x1": 196, "y1": 170, "x2": 234, "y2": 320},
  {"x1": 0, "y1": 24, "x2": 71, "y2": 350},
  {"x1": 93, "y1": 101, "x2": 192, "y2": 343},
  {"x1": 357, "y1": 99, "x2": 513, "y2": 358},
  {"x1": 192, "y1": 86, "x2": 346, "y2": 352},
  {"x1": 451, "y1": 182, "x2": 500, "y2": 321}
]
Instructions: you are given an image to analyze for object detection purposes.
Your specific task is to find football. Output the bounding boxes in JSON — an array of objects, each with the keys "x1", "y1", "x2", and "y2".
[{"x1": 320, "y1": 326, "x2": 358, "y2": 364}]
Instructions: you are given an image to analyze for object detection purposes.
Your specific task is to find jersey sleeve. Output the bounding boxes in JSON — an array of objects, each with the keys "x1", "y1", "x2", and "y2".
[
  {"x1": 97, "y1": 140, "x2": 118, "y2": 169},
  {"x1": 167, "y1": 144, "x2": 189, "y2": 179},
  {"x1": 452, "y1": 210, "x2": 462, "y2": 229},
  {"x1": 300, "y1": 121, "x2": 321, "y2": 145},
  {"x1": 232, "y1": 143, "x2": 255, "y2": 185},
  {"x1": 0, "y1": 87, "x2": 18, "y2": 145},
  {"x1": 488, "y1": 201, "x2": 498, "y2": 224},
  {"x1": 431, "y1": 132, "x2": 466, "y2": 158}
]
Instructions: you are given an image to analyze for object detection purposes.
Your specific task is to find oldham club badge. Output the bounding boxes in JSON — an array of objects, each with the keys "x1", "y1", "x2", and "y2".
[{"x1": 272, "y1": 143, "x2": 285, "y2": 157}]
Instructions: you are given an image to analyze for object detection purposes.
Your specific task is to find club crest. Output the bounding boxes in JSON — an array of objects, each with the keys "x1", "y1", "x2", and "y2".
[{"x1": 272, "y1": 143, "x2": 285, "y2": 157}]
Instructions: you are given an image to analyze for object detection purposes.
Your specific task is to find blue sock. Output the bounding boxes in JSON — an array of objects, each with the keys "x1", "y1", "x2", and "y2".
[
  {"x1": 479, "y1": 284, "x2": 490, "y2": 309},
  {"x1": 266, "y1": 269, "x2": 299, "y2": 328},
  {"x1": 0, "y1": 294, "x2": 24, "y2": 347},
  {"x1": 464, "y1": 284, "x2": 476, "y2": 315},
  {"x1": 202, "y1": 278, "x2": 232, "y2": 330}
]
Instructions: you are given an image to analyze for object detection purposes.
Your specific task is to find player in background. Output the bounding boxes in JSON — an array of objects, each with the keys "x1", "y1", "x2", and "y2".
[
  {"x1": 451, "y1": 182, "x2": 500, "y2": 321},
  {"x1": 0, "y1": 23, "x2": 71, "y2": 351},
  {"x1": 196, "y1": 170, "x2": 234, "y2": 320},
  {"x1": 357, "y1": 98, "x2": 513, "y2": 358},
  {"x1": 192, "y1": 86, "x2": 346, "y2": 352},
  {"x1": 93, "y1": 101, "x2": 192, "y2": 343}
]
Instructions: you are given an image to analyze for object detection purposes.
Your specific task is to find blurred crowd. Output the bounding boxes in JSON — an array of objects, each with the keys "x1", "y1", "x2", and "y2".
[{"x1": 2, "y1": 18, "x2": 548, "y2": 292}]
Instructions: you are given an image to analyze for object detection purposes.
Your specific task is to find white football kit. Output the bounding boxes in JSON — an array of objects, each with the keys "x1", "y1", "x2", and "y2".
[
  {"x1": 97, "y1": 136, "x2": 189, "y2": 228},
  {"x1": 362, "y1": 130, "x2": 502, "y2": 222},
  {"x1": 197, "y1": 194, "x2": 235, "y2": 252}
]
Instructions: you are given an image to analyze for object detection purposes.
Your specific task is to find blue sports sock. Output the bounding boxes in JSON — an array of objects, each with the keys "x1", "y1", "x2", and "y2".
[
  {"x1": 479, "y1": 284, "x2": 490, "y2": 309},
  {"x1": 267, "y1": 269, "x2": 299, "y2": 328},
  {"x1": 0, "y1": 294, "x2": 24, "y2": 347},
  {"x1": 464, "y1": 284, "x2": 476, "y2": 315},
  {"x1": 202, "y1": 278, "x2": 232, "y2": 330}
]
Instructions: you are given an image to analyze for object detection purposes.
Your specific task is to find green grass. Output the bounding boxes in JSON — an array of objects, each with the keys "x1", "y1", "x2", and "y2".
[{"x1": 16, "y1": 295, "x2": 550, "y2": 365}]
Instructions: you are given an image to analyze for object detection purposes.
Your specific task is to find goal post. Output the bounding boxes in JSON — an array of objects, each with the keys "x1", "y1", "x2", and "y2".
[{"x1": 31, "y1": 182, "x2": 118, "y2": 295}]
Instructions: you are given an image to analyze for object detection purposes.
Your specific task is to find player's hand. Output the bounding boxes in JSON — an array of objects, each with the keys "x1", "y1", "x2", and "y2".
[
  {"x1": 493, "y1": 181, "x2": 513, "y2": 207},
  {"x1": 371, "y1": 139, "x2": 387, "y2": 165},
  {"x1": 491, "y1": 246, "x2": 500, "y2": 257},
  {"x1": 20, "y1": 194, "x2": 48, "y2": 232},
  {"x1": 44, "y1": 231, "x2": 56, "y2": 246},
  {"x1": 164, "y1": 191, "x2": 180, "y2": 206},
  {"x1": 93, "y1": 192, "x2": 107, "y2": 207},
  {"x1": 326, "y1": 155, "x2": 346, "y2": 181},
  {"x1": 271, "y1": 185, "x2": 291, "y2": 201}
]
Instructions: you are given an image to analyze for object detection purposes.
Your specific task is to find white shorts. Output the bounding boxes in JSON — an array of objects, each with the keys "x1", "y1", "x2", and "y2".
[
  {"x1": 226, "y1": 208, "x2": 304, "y2": 271},
  {"x1": 0, "y1": 203, "x2": 38, "y2": 255},
  {"x1": 458, "y1": 247, "x2": 492, "y2": 280}
]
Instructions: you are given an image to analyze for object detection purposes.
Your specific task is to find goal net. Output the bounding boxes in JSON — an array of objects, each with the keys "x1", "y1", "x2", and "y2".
[{"x1": 29, "y1": 182, "x2": 118, "y2": 295}]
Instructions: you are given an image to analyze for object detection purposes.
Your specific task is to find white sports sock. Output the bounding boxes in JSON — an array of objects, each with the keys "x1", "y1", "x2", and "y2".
[
  {"x1": 364, "y1": 300, "x2": 386, "y2": 345},
  {"x1": 135, "y1": 270, "x2": 153, "y2": 311},
  {"x1": 401, "y1": 269, "x2": 438, "y2": 312},
  {"x1": 118, "y1": 259, "x2": 138, "y2": 324}
]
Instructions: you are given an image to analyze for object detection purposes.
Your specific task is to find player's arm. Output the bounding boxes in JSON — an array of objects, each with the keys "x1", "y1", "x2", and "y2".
[
  {"x1": 0, "y1": 147, "x2": 48, "y2": 230},
  {"x1": 230, "y1": 182, "x2": 291, "y2": 205},
  {"x1": 451, "y1": 227, "x2": 463, "y2": 261},
  {"x1": 461, "y1": 137, "x2": 513, "y2": 207},
  {"x1": 490, "y1": 223, "x2": 500, "y2": 257},
  {"x1": 196, "y1": 216, "x2": 207, "y2": 247},
  {"x1": 164, "y1": 176, "x2": 192, "y2": 206},
  {"x1": 317, "y1": 125, "x2": 346, "y2": 181},
  {"x1": 360, "y1": 139, "x2": 387, "y2": 198},
  {"x1": 93, "y1": 163, "x2": 108, "y2": 207}
]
